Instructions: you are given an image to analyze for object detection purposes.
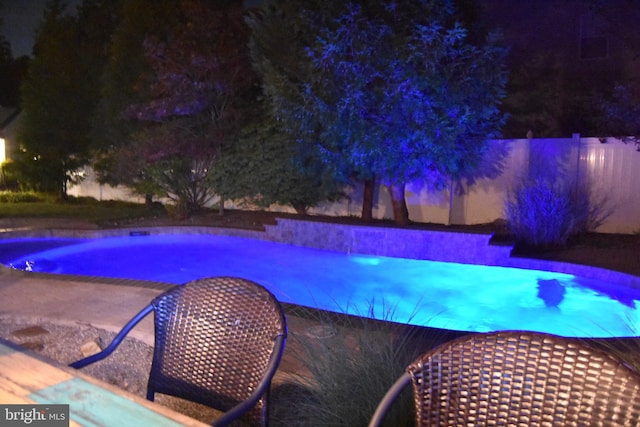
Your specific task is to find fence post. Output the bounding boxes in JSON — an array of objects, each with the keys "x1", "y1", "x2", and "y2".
[{"x1": 572, "y1": 133, "x2": 581, "y2": 193}]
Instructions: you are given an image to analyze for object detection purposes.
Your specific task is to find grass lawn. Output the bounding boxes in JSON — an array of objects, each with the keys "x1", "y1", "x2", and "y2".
[{"x1": 0, "y1": 197, "x2": 165, "y2": 223}]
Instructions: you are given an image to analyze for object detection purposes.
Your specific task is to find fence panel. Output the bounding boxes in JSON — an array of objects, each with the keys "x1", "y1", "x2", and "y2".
[
  {"x1": 69, "y1": 137, "x2": 640, "y2": 234},
  {"x1": 579, "y1": 138, "x2": 640, "y2": 234}
]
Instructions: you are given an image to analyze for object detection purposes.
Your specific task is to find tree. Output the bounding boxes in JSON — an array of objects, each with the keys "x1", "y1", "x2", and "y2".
[
  {"x1": 248, "y1": 0, "x2": 360, "y2": 215},
  {"x1": 500, "y1": 51, "x2": 564, "y2": 138},
  {"x1": 14, "y1": 0, "x2": 119, "y2": 196},
  {"x1": 593, "y1": 83, "x2": 640, "y2": 149},
  {"x1": 17, "y1": 1, "x2": 86, "y2": 196},
  {"x1": 0, "y1": 55, "x2": 29, "y2": 108},
  {"x1": 211, "y1": 103, "x2": 343, "y2": 214},
  {"x1": 0, "y1": 6, "x2": 27, "y2": 108},
  {"x1": 91, "y1": 0, "x2": 178, "y2": 201},
  {"x1": 250, "y1": 0, "x2": 508, "y2": 225},
  {"x1": 120, "y1": 0, "x2": 259, "y2": 212},
  {"x1": 0, "y1": 4, "x2": 10, "y2": 64}
]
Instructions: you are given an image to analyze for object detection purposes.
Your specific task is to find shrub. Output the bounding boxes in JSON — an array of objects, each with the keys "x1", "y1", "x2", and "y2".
[
  {"x1": 505, "y1": 176, "x2": 612, "y2": 248},
  {"x1": 584, "y1": 315, "x2": 640, "y2": 374},
  {"x1": 272, "y1": 317, "x2": 411, "y2": 426},
  {"x1": 505, "y1": 177, "x2": 574, "y2": 247},
  {"x1": 63, "y1": 196, "x2": 99, "y2": 204},
  {"x1": 165, "y1": 200, "x2": 189, "y2": 220},
  {"x1": 271, "y1": 307, "x2": 455, "y2": 427},
  {"x1": 570, "y1": 182, "x2": 614, "y2": 233},
  {"x1": 0, "y1": 191, "x2": 45, "y2": 203}
]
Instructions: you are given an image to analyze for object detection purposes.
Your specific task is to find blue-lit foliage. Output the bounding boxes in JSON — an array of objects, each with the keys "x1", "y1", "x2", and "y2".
[
  {"x1": 505, "y1": 176, "x2": 613, "y2": 248},
  {"x1": 505, "y1": 142, "x2": 613, "y2": 248},
  {"x1": 310, "y1": 2, "x2": 507, "y2": 183},
  {"x1": 594, "y1": 83, "x2": 640, "y2": 150},
  {"x1": 249, "y1": 0, "x2": 508, "y2": 224},
  {"x1": 505, "y1": 176, "x2": 578, "y2": 247}
]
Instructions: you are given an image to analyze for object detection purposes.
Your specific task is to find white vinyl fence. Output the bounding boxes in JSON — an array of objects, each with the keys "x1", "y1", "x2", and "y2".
[{"x1": 69, "y1": 135, "x2": 640, "y2": 234}]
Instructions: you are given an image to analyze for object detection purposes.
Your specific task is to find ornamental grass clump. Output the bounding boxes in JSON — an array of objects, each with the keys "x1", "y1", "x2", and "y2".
[
  {"x1": 585, "y1": 316, "x2": 640, "y2": 375},
  {"x1": 0, "y1": 190, "x2": 44, "y2": 203},
  {"x1": 271, "y1": 306, "x2": 454, "y2": 427},
  {"x1": 505, "y1": 176, "x2": 612, "y2": 248},
  {"x1": 505, "y1": 177, "x2": 576, "y2": 247}
]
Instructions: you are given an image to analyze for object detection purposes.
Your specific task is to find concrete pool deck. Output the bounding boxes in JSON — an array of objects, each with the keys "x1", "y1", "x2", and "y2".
[
  {"x1": 0, "y1": 269, "x2": 164, "y2": 346},
  {"x1": 0, "y1": 266, "x2": 364, "y2": 386}
]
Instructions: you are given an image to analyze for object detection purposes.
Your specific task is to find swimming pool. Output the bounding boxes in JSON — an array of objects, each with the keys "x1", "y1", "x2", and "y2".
[{"x1": 0, "y1": 233, "x2": 638, "y2": 338}]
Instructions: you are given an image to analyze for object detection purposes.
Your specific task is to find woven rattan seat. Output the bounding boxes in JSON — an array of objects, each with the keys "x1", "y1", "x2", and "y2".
[
  {"x1": 70, "y1": 276, "x2": 287, "y2": 427},
  {"x1": 369, "y1": 330, "x2": 640, "y2": 427}
]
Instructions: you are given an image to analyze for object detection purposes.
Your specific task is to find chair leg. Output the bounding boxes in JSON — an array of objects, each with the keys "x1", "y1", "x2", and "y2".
[{"x1": 368, "y1": 373, "x2": 411, "y2": 427}]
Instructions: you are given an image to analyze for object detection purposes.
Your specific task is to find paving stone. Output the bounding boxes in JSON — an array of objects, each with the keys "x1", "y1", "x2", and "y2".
[
  {"x1": 11, "y1": 325, "x2": 50, "y2": 338},
  {"x1": 19, "y1": 340, "x2": 44, "y2": 351}
]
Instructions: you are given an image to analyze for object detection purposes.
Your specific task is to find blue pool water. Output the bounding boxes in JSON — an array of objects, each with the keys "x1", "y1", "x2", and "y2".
[{"x1": 0, "y1": 233, "x2": 638, "y2": 338}]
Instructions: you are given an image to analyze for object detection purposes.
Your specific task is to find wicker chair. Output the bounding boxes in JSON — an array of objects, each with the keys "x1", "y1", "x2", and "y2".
[
  {"x1": 70, "y1": 276, "x2": 287, "y2": 427},
  {"x1": 369, "y1": 330, "x2": 640, "y2": 427}
]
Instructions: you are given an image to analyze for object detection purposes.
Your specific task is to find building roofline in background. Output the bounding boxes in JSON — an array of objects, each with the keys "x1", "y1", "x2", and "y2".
[{"x1": 0, "y1": 107, "x2": 20, "y2": 133}]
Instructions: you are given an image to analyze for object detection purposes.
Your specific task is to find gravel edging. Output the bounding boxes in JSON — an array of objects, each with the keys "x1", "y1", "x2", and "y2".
[{"x1": 0, "y1": 317, "x2": 222, "y2": 425}]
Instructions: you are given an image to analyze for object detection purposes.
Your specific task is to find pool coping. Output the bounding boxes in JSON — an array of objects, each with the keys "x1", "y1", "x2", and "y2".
[{"x1": 1, "y1": 219, "x2": 638, "y2": 291}]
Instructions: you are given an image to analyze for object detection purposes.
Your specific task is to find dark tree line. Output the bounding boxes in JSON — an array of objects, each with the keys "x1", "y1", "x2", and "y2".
[
  {"x1": 10, "y1": 0, "x2": 119, "y2": 196},
  {"x1": 11, "y1": 0, "x2": 638, "y2": 223}
]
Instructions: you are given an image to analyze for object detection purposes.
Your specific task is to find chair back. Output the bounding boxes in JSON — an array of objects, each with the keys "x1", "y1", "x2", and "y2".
[
  {"x1": 370, "y1": 330, "x2": 640, "y2": 426},
  {"x1": 147, "y1": 276, "x2": 287, "y2": 426}
]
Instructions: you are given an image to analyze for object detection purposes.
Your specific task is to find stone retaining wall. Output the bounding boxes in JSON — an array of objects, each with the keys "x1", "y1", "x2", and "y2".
[
  {"x1": 264, "y1": 218, "x2": 513, "y2": 264},
  {"x1": 264, "y1": 218, "x2": 640, "y2": 289}
]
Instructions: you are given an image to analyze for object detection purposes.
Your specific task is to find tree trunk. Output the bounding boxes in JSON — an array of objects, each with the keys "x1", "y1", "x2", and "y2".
[
  {"x1": 293, "y1": 204, "x2": 308, "y2": 215},
  {"x1": 389, "y1": 183, "x2": 410, "y2": 225},
  {"x1": 218, "y1": 195, "x2": 225, "y2": 216},
  {"x1": 361, "y1": 178, "x2": 375, "y2": 222},
  {"x1": 58, "y1": 179, "x2": 68, "y2": 201}
]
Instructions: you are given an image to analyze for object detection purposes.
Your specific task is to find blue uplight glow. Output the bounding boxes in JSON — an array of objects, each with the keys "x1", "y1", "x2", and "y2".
[{"x1": 0, "y1": 234, "x2": 638, "y2": 338}]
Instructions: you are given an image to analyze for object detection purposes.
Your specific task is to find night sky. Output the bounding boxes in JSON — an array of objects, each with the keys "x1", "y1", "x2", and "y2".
[
  {"x1": 2, "y1": 0, "x2": 256, "y2": 58},
  {"x1": 1, "y1": 0, "x2": 81, "y2": 58}
]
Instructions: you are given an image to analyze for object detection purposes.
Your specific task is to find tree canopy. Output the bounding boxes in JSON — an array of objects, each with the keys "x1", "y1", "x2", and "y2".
[
  {"x1": 211, "y1": 103, "x2": 344, "y2": 214},
  {"x1": 90, "y1": 0, "x2": 177, "y2": 195},
  {"x1": 0, "y1": 7, "x2": 26, "y2": 108},
  {"x1": 17, "y1": 1, "x2": 77, "y2": 195},
  {"x1": 250, "y1": 0, "x2": 508, "y2": 224},
  {"x1": 103, "y1": 0, "x2": 261, "y2": 211},
  {"x1": 593, "y1": 83, "x2": 640, "y2": 149},
  {"x1": 16, "y1": 0, "x2": 117, "y2": 196}
]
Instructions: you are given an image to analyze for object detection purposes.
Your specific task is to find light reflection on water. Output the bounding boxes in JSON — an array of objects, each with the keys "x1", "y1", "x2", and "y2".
[{"x1": 0, "y1": 234, "x2": 638, "y2": 338}]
